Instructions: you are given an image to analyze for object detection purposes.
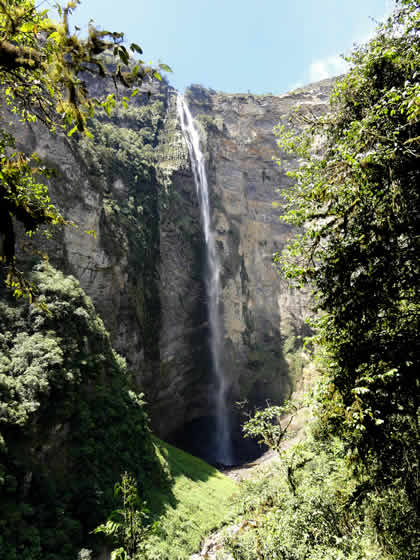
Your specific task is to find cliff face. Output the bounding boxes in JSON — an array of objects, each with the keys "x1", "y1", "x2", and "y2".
[
  {"x1": 8, "y1": 78, "x2": 333, "y2": 438},
  {"x1": 184, "y1": 83, "x2": 332, "y2": 413}
]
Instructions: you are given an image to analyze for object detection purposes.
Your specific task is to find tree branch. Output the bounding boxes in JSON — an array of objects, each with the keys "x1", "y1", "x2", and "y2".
[{"x1": 0, "y1": 39, "x2": 42, "y2": 71}]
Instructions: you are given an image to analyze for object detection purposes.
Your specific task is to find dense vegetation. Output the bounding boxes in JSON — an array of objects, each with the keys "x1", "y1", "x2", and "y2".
[
  {"x1": 225, "y1": 437, "x2": 385, "y2": 559},
  {"x1": 0, "y1": 265, "x2": 236, "y2": 560},
  {"x1": 0, "y1": 264, "x2": 159, "y2": 559},
  {"x1": 90, "y1": 438, "x2": 237, "y2": 560},
  {"x1": 224, "y1": 1, "x2": 419, "y2": 559},
  {"x1": 278, "y1": 0, "x2": 419, "y2": 519}
]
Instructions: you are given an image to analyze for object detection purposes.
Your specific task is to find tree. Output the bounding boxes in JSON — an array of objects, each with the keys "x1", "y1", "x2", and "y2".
[
  {"x1": 276, "y1": 0, "x2": 419, "y2": 541},
  {"x1": 242, "y1": 401, "x2": 300, "y2": 456},
  {"x1": 242, "y1": 401, "x2": 311, "y2": 495},
  {"x1": 94, "y1": 472, "x2": 153, "y2": 560},
  {"x1": 0, "y1": 0, "x2": 170, "y2": 296}
]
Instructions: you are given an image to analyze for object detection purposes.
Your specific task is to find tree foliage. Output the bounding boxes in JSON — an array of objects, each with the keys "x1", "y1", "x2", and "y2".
[
  {"x1": 94, "y1": 472, "x2": 154, "y2": 560},
  {"x1": 275, "y1": 0, "x2": 419, "y2": 551},
  {"x1": 0, "y1": 0, "x2": 170, "y2": 294},
  {"x1": 242, "y1": 401, "x2": 300, "y2": 455},
  {"x1": 0, "y1": 264, "x2": 160, "y2": 560},
  {"x1": 226, "y1": 437, "x2": 376, "y2": 560},
  {"x1": 0, "y1": 0, "x2": 168, "y2": 131},
  {"x1": 243, "y1": 401, "x2": 312, "y2": 496}
]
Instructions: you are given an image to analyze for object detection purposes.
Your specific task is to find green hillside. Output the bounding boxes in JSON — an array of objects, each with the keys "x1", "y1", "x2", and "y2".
[{"x1": 145, "y1": 438, "x2": 237, "y2": 559}]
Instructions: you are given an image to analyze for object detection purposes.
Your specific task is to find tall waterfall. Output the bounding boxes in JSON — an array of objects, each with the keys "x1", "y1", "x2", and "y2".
[{"x1": 177, "y1": 95, "x2": 233, "y2": 465}]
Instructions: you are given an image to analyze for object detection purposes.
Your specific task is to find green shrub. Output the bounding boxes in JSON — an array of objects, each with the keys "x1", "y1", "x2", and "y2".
[{"x1": 224, "y1": 437, "x2": 389, "y2": 560}]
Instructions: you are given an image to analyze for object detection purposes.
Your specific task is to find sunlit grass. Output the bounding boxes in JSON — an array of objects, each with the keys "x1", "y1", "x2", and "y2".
[{"x1": 145, "y1": 437, "x2": 238, "y2": 559}]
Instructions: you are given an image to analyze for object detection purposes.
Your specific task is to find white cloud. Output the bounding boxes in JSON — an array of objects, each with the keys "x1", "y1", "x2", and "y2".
[
  {"x1": 308, "y1": 54, "x2": 349, "y2": 83},
  {"x1": 296, "y1": 2, "x2": 395, "y2": 89}
]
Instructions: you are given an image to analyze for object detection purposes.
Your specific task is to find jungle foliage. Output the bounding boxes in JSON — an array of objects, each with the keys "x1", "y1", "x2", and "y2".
[
  {"x1": 0, "y1": 264, "x2": 160, "y2": 560},
  {"x1": 93, "y1": 472, "x2": 153, "y2": 560},
  {"x1": 231, "y1": 1, "x2": 419, "y2": 558},
  {"x1": 225, "y1": 436, "x2": 384, "y2": 560},
  {"x1": 277, "y1": 0, "x2": 419, "y2": 509},
  {"x1": 0, "y1": 0, "x2": 169, "y2": 295}
]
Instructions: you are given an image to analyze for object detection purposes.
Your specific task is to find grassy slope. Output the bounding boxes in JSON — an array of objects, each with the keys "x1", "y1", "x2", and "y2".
[{"x1": 145, "y1": 438, "x2": 237, "y2": 559}]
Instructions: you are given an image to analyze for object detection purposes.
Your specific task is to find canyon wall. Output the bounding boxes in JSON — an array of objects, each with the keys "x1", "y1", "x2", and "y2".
[{"x1": 8, "y1": 78, "x2": 333, "y2": 438}]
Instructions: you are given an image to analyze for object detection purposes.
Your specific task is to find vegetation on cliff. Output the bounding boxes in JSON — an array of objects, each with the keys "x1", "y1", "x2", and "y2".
[
  {"x1": 79, "y1": 95, "x2": 168, "y2": 365},
  {"x1": 0, "y1": 265, "x2": 237, "y2": 560}
]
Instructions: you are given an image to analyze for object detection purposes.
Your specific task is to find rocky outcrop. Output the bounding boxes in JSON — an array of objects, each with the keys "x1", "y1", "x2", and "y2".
[{"x1": 5, "y1": 78, "x2": 334, "y2": 439}]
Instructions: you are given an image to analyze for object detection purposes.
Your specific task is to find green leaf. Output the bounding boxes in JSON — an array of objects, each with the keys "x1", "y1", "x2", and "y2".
[
  {"x1": 67, "y1": 125, "x2": 78, "y2": 137},
  {"x1": 48, "y1": 31, "x2": 60, "y2": 43},
  {"x1": 111, "y1": 548, "x2": 127, "y2": 560},
  {"x1": 20, "y1": 22, "x2": 36, "y2": 33},
  {"x1": 118, "y1": 49, "x2": 129, "y2": 65},
  {"x1": 130, "y1": 43, "x2": 143, "y2": 54}
]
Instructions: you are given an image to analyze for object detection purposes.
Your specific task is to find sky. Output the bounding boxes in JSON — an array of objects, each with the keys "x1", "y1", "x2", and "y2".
[{"x1": 67, "y1": 0, "x2": 394, "y2": 95}]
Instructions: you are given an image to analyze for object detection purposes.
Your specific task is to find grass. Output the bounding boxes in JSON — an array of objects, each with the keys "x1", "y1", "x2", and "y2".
[{"x1": 144, "y1": 437, "x2": 238, "y2": 559}]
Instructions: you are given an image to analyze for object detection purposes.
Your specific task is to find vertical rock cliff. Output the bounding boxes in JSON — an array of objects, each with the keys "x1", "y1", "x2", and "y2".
[
  {"x1": 184, "y1": 83, "x2": 332, "y2": 418},
  {"x1": 6, "y1": 78, "x2": 333, "y2": 440}
]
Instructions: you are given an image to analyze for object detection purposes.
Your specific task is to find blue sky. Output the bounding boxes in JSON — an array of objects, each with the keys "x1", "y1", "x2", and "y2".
[{"x1": 69, "y1": 0, "x2": 393, "y2": 94}]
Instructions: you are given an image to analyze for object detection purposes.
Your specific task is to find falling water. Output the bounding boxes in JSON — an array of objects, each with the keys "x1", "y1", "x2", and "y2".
[{"x1": 177, "y1": 94, "x2": 233, "y2": 465}]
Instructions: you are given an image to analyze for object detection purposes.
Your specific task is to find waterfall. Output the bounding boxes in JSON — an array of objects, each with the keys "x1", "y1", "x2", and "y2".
[{"x1": 177, "y1": 94, "x2": 233, "y2": 465}]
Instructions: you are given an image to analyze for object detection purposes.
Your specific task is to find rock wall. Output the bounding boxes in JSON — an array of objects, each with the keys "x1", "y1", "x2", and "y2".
[
  {"x1": 184, "y1": 82, "x2": 332, "y2": 415},
  {"x1": 5, "y1": 78, "x2": 333, "y2": 438}
]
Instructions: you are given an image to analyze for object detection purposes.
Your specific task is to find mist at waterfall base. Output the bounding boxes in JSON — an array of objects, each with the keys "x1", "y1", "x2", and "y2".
[{"x1": 177, "y1": 95, "x2": 257, "y2": 467}]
